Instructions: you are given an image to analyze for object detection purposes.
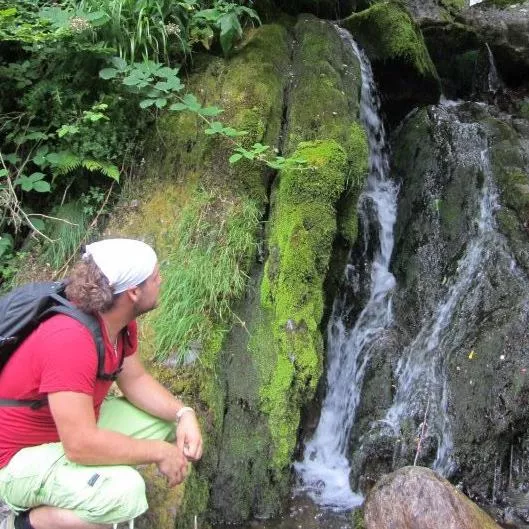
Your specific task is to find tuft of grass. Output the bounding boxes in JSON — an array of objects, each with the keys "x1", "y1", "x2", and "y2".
[
  {"x1": 72, "y1": 0, "x2": 189, "y2": 62},
  {"x1": 42, "y1": 201, "x2": 92, "y2": 269},
  {"x1": 151, "y1": 190, "x2": 259, "y2": 363}
]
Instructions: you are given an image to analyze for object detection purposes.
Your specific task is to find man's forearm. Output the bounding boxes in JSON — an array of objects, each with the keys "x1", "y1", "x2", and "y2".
[
  {"x1": 65, "y1": 425, "x2": 167, "y2": 466},
  {"x1": 118, "y1": 372, "x2": 187, "y2": 422}
]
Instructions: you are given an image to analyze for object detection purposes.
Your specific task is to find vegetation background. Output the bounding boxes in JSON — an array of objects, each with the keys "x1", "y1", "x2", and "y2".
[{"x1": 0, "y1": 0, "x2": 270, "y2": 287}]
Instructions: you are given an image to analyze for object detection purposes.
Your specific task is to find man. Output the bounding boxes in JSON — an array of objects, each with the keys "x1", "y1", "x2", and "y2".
[{"x1": 0, "y1": 239, "x2": 202, "y2": 529}]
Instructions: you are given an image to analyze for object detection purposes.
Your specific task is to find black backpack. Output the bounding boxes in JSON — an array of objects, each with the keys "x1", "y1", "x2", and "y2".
[{"x1": 0, "y1": 281, "x2": 125, "y2": 409}]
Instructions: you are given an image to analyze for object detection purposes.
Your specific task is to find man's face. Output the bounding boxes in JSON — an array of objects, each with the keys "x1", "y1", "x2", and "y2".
[{"x1": 134, "y1": 264, "x2": 162, "y2": 316}]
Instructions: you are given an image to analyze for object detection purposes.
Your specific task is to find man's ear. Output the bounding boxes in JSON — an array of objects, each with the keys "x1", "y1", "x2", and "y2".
[{"x1": 125, "y1": 286, "x2": 141, "y2": 304}]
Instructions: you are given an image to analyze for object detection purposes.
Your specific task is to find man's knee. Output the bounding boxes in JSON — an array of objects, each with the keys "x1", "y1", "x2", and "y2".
[
  {"x1": 85, "y1": 467, "x2": 148, "y2": 523},
  {"x1": 107, "y1": 467, "x2": 147, "y2": 515}
]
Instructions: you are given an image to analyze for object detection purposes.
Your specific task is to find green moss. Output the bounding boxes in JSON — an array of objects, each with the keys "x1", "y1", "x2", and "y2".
[
  {"x1": 352, "y1": 508, "x2": 366, "y2": 529},
  {"x1": 102, "y1": 21, "x2": 292, "y2": 528},
  {"x1": 286, "y1": 17, "x2": 368, "y2": 246},
  {"x1": 156, "y1": 23, "x2": 290, "y2": 205},
  {"x1": 496, "y1": 169, "x2": 529, "y2": 215},
  {"x1": 440, "y1": 0, "x2": 466, "y2": 10},
  {"x1": 341, "y1": 2, "x2": 438, "y2": 78},
  {"x1": 287, "y1": 16, "x2": 363, "y2": 154},
  {"x1": 175, "y1": 468, "x2": 211, "y2": 529},
  {"x1": 518, "y1": 99, "x2": 529, "y2": 120},
  {"x1": 256, "y1": 140, "x2": 348, "y2": 472}
]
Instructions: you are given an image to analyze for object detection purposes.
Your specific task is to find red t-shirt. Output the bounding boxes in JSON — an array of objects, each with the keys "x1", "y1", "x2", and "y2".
[{"x1": 0, "y1": 314, "x2": 137, "y2": 468}]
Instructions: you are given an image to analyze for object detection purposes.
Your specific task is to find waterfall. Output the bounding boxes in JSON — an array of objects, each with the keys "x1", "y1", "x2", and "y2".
[
  {"x1": 294, "y1": 28, "x2": 398, "y2": 511},
  {"x1": 385, "y1": 125, "x2": 498, "y2": 475},
  {"x1": 485, "y1": 43, "x2": 502, "y2": 94}
]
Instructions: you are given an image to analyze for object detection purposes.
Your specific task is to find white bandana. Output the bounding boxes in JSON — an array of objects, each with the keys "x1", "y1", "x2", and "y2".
[{"x1": 83, "y1": 239, "x2": 158, "y2": 294}]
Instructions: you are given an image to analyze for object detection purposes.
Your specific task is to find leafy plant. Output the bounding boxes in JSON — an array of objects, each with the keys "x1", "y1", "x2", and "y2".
[
  {"x1": 100, "y1": 58, "x2": 306, "y2": 170},
  {"x1": 188, "y1": 0, "x2": 260, "y2": 56}
]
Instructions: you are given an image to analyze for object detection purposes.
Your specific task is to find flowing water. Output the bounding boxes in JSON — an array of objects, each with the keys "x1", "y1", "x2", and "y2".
[
  {"x1": 485, "y1": 43, "x2": 502, "y2": 94},
  {"x1": 384, "y1": 125, "x2": 498, "y2": 476},
  {"x1": 294, "y1": 27, "x2": 398, "y2": 511}
]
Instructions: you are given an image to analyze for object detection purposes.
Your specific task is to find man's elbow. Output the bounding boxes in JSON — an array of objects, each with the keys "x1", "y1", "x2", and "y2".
[{"x1": 61, "y1": 434, "x2": 96, "y2": 464}]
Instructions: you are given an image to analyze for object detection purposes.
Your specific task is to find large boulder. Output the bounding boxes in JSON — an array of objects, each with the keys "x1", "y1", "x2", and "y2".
[{"x1": 364, "y1": 466, "x2": 502, "y2": 529}]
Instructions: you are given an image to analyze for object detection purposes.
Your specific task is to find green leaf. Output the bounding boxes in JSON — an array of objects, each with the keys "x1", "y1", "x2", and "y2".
[
  {"x1": 182, "y1": 93, "x2": 202, "y2": 111},
  {"x1": 21, "y1": 180, "x2": 33, "y2": 192},
  {"x1": 123, "y1": 75, "x2": 142, "y2": 86},
  {"x1": 204, "y1": 121, "x2": 224, "y2": 135},
  {"x1": 28, "y1": 172, "x2": 45, "y2": 182},
  {"x1": 223, "y1": 127, "x2": 247, "y2": 137},
  {"x1": 199, "y1": 106, "x2": 223, "y2": 117},
  {"x1": 87, "y1": 11, "x2": 110, "y2": 27},
  {"x1": 155, "y1": 98, "x2": 167, "y2": 109},
  {"x1": 32, "y1": 180, "x2": 51, "y2": 193},
  {"x1": 169, "y1": 102, "x2": 187, "y2": 111},
  {"x1": 4, "y1": 153, "x2": 20, "y2": 165},
  {"x1": 0, "y1": 169, "x2": 8, "y2": 177},
  {"x1": 251, "y1": 143, "x2": 269, "y2": 154},
  {"x1": 0, "y1": 233, "x2": 14, "y2": 258},
  {"x1": 155, "y1": 77, "x2": 183, "y2": 92},
  {"x1": 156, "y1": 66, "x2": 181, "y2": 78},
  {"x1": 140, "y1": 99, "x2": 156, "y2": 109},
  {"x1": 229, "y1": 153, "x2": 243, "y2": 164},
  {"x1": 57, "y1": 124, "x2": 80, "y2": 138},
  {"x1": 111, "y1": 57, "x2": 128, "y2": 70},
  {"x1": 99, "y1": 68, "x2": 118, "y2": 80},
  {"x1": 194, "y1": 8, "x2": 222, "y2": 21},
  {"x1": 219, "y1": 13, "x2": 242, "y2": 56}
]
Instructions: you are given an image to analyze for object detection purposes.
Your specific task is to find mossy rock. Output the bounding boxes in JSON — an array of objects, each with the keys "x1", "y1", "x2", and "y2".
[
  {"x1": 288, "y1": 16, "x2": 368, "y2": 242},
  {"x1": 421, "y1": 22, "x2": 482, "y2": 99},
  {"x1": 341, "y1": 1, "x2": 441, "y2": 125},
  {"x1": 257, "y1": 140, "x2": 349, "y2": 476}
]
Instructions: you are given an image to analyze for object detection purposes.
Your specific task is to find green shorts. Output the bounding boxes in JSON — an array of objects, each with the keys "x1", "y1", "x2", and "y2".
[{"x1": 0, "y1": 397, "x2": 174, "y2": 524}]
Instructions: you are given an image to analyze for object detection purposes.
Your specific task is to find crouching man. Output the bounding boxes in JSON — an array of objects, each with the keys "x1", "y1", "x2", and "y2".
[{"x1": 0, "y1": 239, "x2": 202, "y2": 529}]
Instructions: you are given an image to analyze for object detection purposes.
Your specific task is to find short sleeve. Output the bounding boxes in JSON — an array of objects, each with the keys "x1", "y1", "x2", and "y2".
[{"x1": 37, "y1": 320, "x2": 98, "y2": 396}]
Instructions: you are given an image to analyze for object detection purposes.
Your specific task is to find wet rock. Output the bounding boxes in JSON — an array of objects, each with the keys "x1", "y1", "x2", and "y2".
[
  {"x1": 421, "y1": 22, "x2": 484, "y2": 99},
  {"x1": 458, "y1": 1, "x2": 529, "y2": 87},
  {"x1": 364, "y1": 466, "x2": 502, "y2": 529}
]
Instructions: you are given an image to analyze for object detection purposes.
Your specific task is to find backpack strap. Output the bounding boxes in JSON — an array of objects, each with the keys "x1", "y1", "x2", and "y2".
[
  {"x1": 0, "y1": 397, "x2": 47, "y2": 409},
  {"x1": 42, "y1": 303, "x2": 106, "y2": 379},
  {"x1": 43, "y1": 300, "x2": 126, "y2": 381}
]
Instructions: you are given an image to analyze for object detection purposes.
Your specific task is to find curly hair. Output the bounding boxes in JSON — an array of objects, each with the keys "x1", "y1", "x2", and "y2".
[{"x1": 64, "y1": 255, "x2": 115, "y2": 313}]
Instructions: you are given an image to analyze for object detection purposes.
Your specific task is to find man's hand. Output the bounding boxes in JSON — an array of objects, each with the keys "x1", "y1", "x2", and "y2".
[
  {"x1": 156, "y1": 442, "x2": 189, "y2": 487},
  {"x1": 176, "y1": 411, "x2": 203, "y2": 461}
]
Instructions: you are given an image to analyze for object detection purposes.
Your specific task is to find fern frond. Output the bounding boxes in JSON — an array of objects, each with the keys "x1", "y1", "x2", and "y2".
[
  {"x1": 82, "y1": 159, "x2": 120, "y2": 182},
  {"x1": 49, "y1": 151, "x2": 83, "y2": 176}
]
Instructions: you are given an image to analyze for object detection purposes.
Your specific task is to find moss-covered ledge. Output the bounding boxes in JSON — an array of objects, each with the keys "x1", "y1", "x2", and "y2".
[{"x1": 341, "y1": 1, "x2": 441, "y2": 125}]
